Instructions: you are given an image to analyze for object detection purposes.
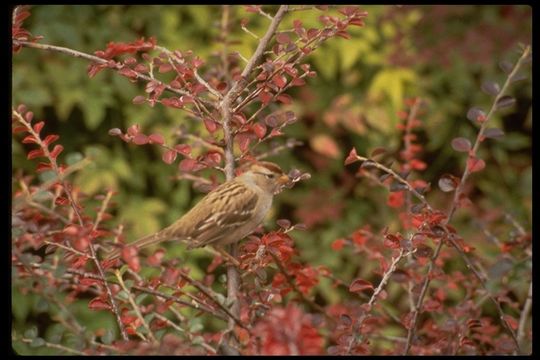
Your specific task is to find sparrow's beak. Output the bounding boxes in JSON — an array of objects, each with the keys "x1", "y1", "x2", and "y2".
[{"x1": 277, "y1": 174, "x2": 290, "y2": 185}]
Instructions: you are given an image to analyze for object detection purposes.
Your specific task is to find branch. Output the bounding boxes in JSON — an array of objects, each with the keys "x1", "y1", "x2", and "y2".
[
  {"x1": 115, "y1": 270, "x2": 157, "y2": 343},
  {"x1": 218, "y1": 5, "x2": 289, "y2": 353},
  {"x1": 347, "y1": 249, "x2": 413, "y2": 354},
  {"x1": 16, "y1": 336, "x2": 86, "y2": 355},
  {"x1": 403, "y1": 45, "x2": 531, "y2": 355},
  {"x1": 13, "y1": 40, "x2": 215, "y2": 108},
  {"x1": 268, "y1": 251, "x2": 334, "y2": 324},
  {"x1": 177, "y1": 271, "x2": 246, "y2": 330},
  {"x1": 517, "y1": 281, "x2": 532, "y2": 352},
  {"x1": 12, "y1": 109, "x2": 84, "y2": 225},
  {"x1": 351, "y1": 154, "x2": 432, "y2": 211}
]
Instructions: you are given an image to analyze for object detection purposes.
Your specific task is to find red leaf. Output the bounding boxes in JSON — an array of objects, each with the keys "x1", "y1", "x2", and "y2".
[
  {"x1": 25, "y1": 111, "x2": 34, "y2": 122},
  {"x1": 147, "y1": 249, "x2": 165, "y2": 267},
  {"x1": 120, "y1": 246, "x2": 139, "y2": 262},
  {"x1": 503, "y1": 314, "x2": 519, "y2": 330},
  {"x1": 73, "y1": 236, "x2": 90, "y2": 252},
  {"x1": 276, "y1": 94, "x2": 292, "y2": 104},
  {"x1": 191, "y1": 57, "x2": 204, "y2": 68},
  {"x1": 158, "y1": 63, "x2": 173, "y2": 73},
  {"x1": 236, "y1": 133, "x2": 252, "y2": 152},
  {"x1": 269, "y1": 128, "x2": 283, "y2": 137},
  {"x1": 22, "y1": 135, "x2": 37, "y2": 144},
  {"x1": 161, "y1": 97, "x2": 182, "y2": 109},
  {"x1": 272, "y1": 74, "x2": 287, "y2": 88},
  {"x1": 13, "y1": 126, "x2": 27, "y2": 133},
  {"x1": 36, "y1": 162, "x2": 53, "y2": 173},
  {"x1": 55, "y1": 196, "x2": 69, "y2": 205},
  {"x1": 349, "y1": 278, "x2": 373, "y2": 293},
  {"x1": 49, "y1": 145, "x2": 64, "y2": 160},
  {"x1": 424, "y1": 298, "x2": 441, "y2": 312},
  {"x1": 162, "y1": 150, "x2": 177, "y2": 164},
  {"x1": 27, "y1": 148, "x2": 45, "y2": 160},
  {"x1": 43, "y1": 134, "x2": 60, "y2": 146},
  {"x1": 252, "y1": 123, "x2": 267, "y2": 139},
  {"x1": 409, "y1": 159, "x2": 426, "y2": 171},
  {"x1": 118, "y1": 67, "x2": 138, "y2": 79},
  {"x1": 258, "y1": 90, "x2": 272, "y2": 105},
  {"x1": 132, "y1": 134, "x2": 148, "y2": 145},
  {"x1": 121, "y1": 246, "x2": 140, "y2": 272},
  {"x1": 291, "y1": 77, "x2": 306, "y2": 87},
  {"x1": 148, "y1": 133, "x2": 164, "y2": 145},
  {"x1": 203, "y1": 118, "x2": 219, "y2": 134},
  {"x1": 336, "y1": 30, "x2": 351, "y2": 39},
  {"x1": 467, "y1": 156, "x2": 486, "y2": 173},
  {"x1": 204, "y1": 151, "x2": 222, "y2": 167},
  {"x1": 387, "y1": 191, "x2": 405, "y2": 208},
  {"x1": 132, "y1": 95, "x2": 146, "y2": 104},
  {"x1": 127, "y1": 124, "x2": 140, "y2": 136},
  {"x1": 331, "y1": 238, "x2": 346, "y2": 251},
  {"x1": 89, "y1": 297, "x2": 111, "y2": 310},
  {"x1": 401, "y1": 312, "x2": 414, "y2": 329},
  {"x1": 276, "y1": 33, "x2": 291, "y2": 44},
  {"x1": 179, "y1": 158, "x2": 198, "y2": 172},
  {"x1": 174, "y1": 144, "x2": 191, "y2": 155},
  {"x1": 344, "y1": 147, "x2": 359, "y2": 165},
  {"x1": 384, "y1": 234, "x2": 401, "y2": 249},
  {"x1": 33, "y1": 121, "x2": 45, "y2": 134}
]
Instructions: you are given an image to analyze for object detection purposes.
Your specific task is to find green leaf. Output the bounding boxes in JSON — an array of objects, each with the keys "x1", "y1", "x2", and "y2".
[
  {"x1": 12, "y1": 288, "x2": 32, "y2": 321},
  {"x1": 81, "y1": 97, "x2": 106, "y2": 130},
  {"x1": 30, "y1": 337, "x2": 46, "y2": 348},
  {"x1": 24, "y1": 327, "x2": 38, "y2": 339},
  {"x1": 65, "y1": 152, "x2": 84, "y2": 166}
]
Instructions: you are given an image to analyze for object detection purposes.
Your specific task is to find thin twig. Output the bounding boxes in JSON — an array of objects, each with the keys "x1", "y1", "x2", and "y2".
[
  {"x1": 268, "y1": 251, "x2": 334, "y2": 324},
  {"x1": 346, "y1": 249, "x2": 414, "y2": 354},
  {"x1": 16, "y1": 336, "x2": 87, "y2": 355},
  {"x1": 13, "y1": 40, "x2": 215, "y2": 109},
  {"x1": 177, "y1": 271, "x2": 246, "y2": 329},
  {"x1": 154, "y1": 312, "x2": 217, "y2": 354},
  {"x1": 115, "y1": 270, "x2": 157, "y2": 343},
  {"x1": 517, "y1": 281, "x2": 532, "y2": 353},
  {"x1": 352, "y1": 154, "x2": 432, "y2": 211}
]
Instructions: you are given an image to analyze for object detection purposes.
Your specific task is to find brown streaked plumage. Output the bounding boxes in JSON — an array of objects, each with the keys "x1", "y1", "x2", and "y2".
[{"x1": 105, "y1": 162, "x2": 289, "y2": 260}]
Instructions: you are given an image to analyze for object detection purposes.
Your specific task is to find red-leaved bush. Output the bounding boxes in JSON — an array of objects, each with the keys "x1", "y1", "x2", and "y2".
[{"x1": 12, "y1": 5, "x2": 531, "y2": 356}]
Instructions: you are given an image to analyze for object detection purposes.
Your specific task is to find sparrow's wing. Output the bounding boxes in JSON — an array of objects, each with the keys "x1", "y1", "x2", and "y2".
[
  {"x1": 104, "y1": 179, "x2": 259, "y2": 260},
  {"x1": 185, "y1": 180, "x2": 259, "y2": 248}
]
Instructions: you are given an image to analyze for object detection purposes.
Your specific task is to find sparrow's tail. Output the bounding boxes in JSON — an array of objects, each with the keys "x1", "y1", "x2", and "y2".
[{"x1": 104, "y1": 227, "x2": 178, "y2": 261}]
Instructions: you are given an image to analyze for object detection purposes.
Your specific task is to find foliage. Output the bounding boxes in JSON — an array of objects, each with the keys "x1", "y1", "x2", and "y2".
[{"x1": 12, "y1": 5, "x2": 531, "y2": 355}]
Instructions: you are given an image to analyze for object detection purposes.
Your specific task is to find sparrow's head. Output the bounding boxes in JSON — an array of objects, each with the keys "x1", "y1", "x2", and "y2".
[{"x1": 240, "y1": 161, "x2": 290, "y2": 194}]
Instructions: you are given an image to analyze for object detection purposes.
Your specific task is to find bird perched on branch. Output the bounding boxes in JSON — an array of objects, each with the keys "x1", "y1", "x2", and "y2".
[{"x1": 105, "y1": 161, "x2": 291, "y2": 262}]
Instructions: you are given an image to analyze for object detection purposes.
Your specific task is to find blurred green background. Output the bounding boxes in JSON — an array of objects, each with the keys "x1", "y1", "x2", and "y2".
[{"x1": 12, "y1": 5, "x2": 532, "y2": 353}]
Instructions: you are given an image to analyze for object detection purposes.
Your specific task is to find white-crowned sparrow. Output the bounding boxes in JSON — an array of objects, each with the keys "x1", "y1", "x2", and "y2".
[{"x1": 105, "y1": 161, "x2": 290, "y2": 260}]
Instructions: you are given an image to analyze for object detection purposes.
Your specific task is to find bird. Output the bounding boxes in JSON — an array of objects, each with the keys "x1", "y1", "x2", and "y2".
[{"x1": 104, "y1": 161, "x2": 290, "y2": 262}]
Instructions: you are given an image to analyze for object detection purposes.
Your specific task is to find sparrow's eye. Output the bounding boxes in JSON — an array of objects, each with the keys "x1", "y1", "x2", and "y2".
[{"x1": 265, "y1": 173, "x2": 276, "y2": 179}]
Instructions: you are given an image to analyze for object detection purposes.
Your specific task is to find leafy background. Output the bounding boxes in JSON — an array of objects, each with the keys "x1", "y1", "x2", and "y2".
[{"x1": 12, "y1": 5, "x2": 532, "y2": 353}]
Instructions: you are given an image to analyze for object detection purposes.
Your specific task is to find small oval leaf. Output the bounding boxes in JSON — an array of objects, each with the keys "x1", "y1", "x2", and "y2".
[
  {"x1": 349, "y1": 278, "x2": 373, "y2": 293},
  {"x1": 481, "y1": 81, "x2": 500, "y2": 96},
  {"x1": 438, "y1": 174, "x2": 459, "y2": 193},
  {"x1": 499, "y1": 60, "x2": 513, "y2": 73},
  {"x1": 467, "y1": 107, "x2": 486, "y2": 122},
  {"x1": 483, "y1": 128, "x2": 505, "y2": 139},
  {"x1": 451, "y1": 137, "x2": 471, "y2": 152},
  {"x1": 496, "y1": 96, "x2": 516, "y2": 110}
]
